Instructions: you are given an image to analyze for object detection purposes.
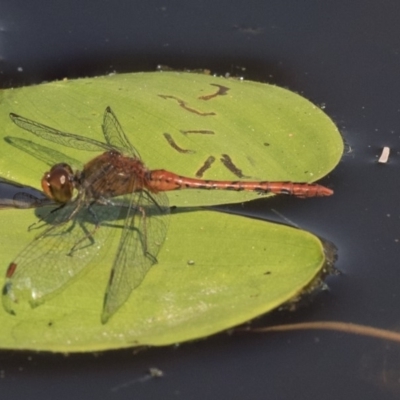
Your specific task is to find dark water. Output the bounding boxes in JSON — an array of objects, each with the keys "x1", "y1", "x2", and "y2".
[{"x1": 1, "y1": 1, "x2": 400, "y2": 399}]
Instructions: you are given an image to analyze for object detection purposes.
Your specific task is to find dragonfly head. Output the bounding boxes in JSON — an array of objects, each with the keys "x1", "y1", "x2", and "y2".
[{"x1": 41, "y1": 163, "x2": 75, "y2": 203}]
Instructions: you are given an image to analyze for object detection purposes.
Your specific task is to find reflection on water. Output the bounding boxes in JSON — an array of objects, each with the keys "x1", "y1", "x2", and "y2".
[{"x1": 0, "y1": 177, "x2": 53, "y2": 209}]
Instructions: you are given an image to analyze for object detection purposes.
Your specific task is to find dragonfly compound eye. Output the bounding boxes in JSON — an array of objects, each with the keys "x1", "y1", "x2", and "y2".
[{"x1": 41, "y1": 164, "x2": 74, "y2": 203}]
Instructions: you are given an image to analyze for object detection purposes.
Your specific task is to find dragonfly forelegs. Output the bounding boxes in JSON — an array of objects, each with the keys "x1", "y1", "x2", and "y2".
[
  {"x1": 67, "y1": 202, "x2": 101, "y2": 256},
  {"x1": 28, "y1": 203, "x2": 66, "y2": 231}
]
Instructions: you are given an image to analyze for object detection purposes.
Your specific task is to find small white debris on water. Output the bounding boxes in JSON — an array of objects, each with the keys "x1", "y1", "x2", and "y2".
[
  {"x1": 149, "y1": 368, "x2": 164, "y2": 378},
  {"x1": 378, "y1": 146, "x2": 390, "y2": 163}
]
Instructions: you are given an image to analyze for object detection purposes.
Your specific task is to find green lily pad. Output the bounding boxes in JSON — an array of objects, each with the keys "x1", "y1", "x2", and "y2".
[
  {"x1": 0, "y1": 72, "x2": 342, "y2": 352},
  {"x1": 0, "y1": 208, "x2": 329, "y2": 352},
  {"x1": 0, "y1": 71, "x2": 342, "y2": 207}
]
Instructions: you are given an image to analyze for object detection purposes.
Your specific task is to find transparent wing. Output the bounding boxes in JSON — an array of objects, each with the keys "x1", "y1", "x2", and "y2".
[
  {"x1": 101, "y1": 190, "x2": 170, "y2": 323},
  {"x1": 101, "y1": 107, "x2": 141, "y2": 159},
  {"x1": 5, "y1": 137, "x2": 82, "y2": 169},
  {"x1": 2, "y1": 202, "x2": 121, "y2": 315},
  {"x1": 9, "y1": 113, "x2": 111, "y2": 152}
]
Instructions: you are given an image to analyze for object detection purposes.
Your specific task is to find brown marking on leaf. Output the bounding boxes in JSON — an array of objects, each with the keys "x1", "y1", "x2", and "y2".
[
  {"x1": 180, "y1": 129, "x2": 215, "y2": 135},
  {"x1": 195, "y1": 156, "x2": 216, "y2": 178},
  {"x1": 220, "y1": 154, "x2": 249, "y2": 178},
  {"x1": 163, "y1": 133, "x2": 194, "y2": 154},
  {"x1": 198, "y1": 84, "x2": 230, "y2": 100},
  {"x1": 158, "y1": 94, "x2": 215, "y2": 116}
]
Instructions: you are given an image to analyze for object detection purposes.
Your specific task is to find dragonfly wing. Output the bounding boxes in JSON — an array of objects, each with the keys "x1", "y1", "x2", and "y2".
[
  {"x1": 2, "y1": 202, "x2": 119, "y2": 315},
  {"x1": 101, "y1": 190, "x2": 170, "y2": 323},
  {"x1": 5, "y1": 137, "x2": 82, "y2": 169},
  {"x1": 101, "y1": 107, "x2": 141, "y2": 159},
  {"x1": 10, "y1": 113, "x2": 110, "y2": 152}
]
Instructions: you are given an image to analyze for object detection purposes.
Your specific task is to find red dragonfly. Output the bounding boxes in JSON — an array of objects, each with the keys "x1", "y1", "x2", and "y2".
[{"x1": 2, "y1": 107, "x2": 333, "y2": 323}]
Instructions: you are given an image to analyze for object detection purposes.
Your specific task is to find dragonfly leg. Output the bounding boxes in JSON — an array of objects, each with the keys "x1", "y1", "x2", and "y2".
[
  {"x1": 28, "y1": 203, "x2": 66, "y2": 231},
  {"x1": 67, "y1": 202, "x2": 101, "y2": 256}
]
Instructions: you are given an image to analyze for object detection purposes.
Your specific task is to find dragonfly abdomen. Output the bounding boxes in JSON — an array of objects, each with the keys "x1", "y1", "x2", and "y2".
[{"x1": 148, "y1": 170, "x2": 333, "y2": 198}]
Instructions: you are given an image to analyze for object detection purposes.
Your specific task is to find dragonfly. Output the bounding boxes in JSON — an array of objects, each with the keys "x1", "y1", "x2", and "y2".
[{"x1": 2, "y1": 107, "x2": 333, "y2": 323}]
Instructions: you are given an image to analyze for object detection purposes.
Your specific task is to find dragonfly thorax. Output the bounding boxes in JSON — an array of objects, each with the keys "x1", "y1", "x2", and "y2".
[{"x1": 41, "y1": 163, "x2": 76, "y2": 203}]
